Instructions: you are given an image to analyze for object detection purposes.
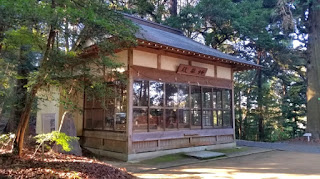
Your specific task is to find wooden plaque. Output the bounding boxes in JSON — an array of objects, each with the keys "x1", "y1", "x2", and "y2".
[{"x1": 176, "y1": 64, "x2": 207, "y2": 77}]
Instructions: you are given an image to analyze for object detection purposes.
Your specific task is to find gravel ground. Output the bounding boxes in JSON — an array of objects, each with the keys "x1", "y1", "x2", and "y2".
[{"x1": 237, "y1": 140, "x2": 320, "y2": 154}]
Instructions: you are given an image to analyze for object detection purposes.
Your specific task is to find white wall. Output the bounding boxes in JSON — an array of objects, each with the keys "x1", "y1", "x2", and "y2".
[
  {"x1": 36, "y1": 88, "x2": 60, "y2": 134},
  {"x1": 217, "y1": 66, "x2": 232, "y2": 80},
  {"x1": 133, "y1": 50, "x2": 157, "y2": 68},
  {"x1": 161, "y1": 55, "x2": 188, "y2": 71},
  {"x1": 131, "y1": 49, "x2": 232, "y2": 80},
  {"x1": 192, "y1": 61, "x2": 215, "y2": 77},
  {"x1": 114, "y1": 50, "x2": 128, "y2": 72}
]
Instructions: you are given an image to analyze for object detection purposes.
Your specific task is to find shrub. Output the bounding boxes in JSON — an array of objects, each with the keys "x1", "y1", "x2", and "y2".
[{"x1": 34, "y1": 131, "x2": 78, "y2": 152}]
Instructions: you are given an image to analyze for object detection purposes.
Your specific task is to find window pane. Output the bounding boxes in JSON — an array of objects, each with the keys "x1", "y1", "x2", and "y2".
[
  {"x1": 115, "y1": 87, "x2": 127, "y2": 112},
  {"x1": 165, "y1": 109, "x2": 177, "y2": 129},
  {"x1": 213, "y1": 110, "x2": 218, "y2": 127},
  {"x1": 223, "y1": 110, "x2": 232, "y2": 127},
  {"x1": 191, "y1": 86, "x2": 201, "y2": 108},
  {"x1": 177, "y1": 85, "x2": 189, "y2": 108},
  {"x1": 212, "y1": 91, "x2": 217, "y2": 109},
  {"x1": 85, "y1": 109, "x2": 92, "y2": 129},
  {"x1": 133, "y1": 109, "x2": 148, "y2": 132},
  {"x1": 115, "y1": 112, "x2": 126, "y2": 131},
  {"x1": 92, "y1": 109, "x2": 103, "y2": 129},
  {"x1": 203, "y1": 110, "x2": 212, "y2": 126},
  {"x1": 178, "y1": 109, "x2": 190, "y2": 128},
  {"x1": 216, "y1": 91, "x2": 222, "y2": 109},
  {"x1": 104, "y1": 99, "x2": 115, "y2": 130},
  {"x1": 203, "y1": 88, "x2": 212, "y2": 108},
  {"x1": 218, "y1": 110, "x2": 222, "y2": 126},
  {"x1": 223, "y1": 90, "x2": 231, "y2": 109},
  {"x1": 93, "y1": 98, "x2": 103, "y2": 108},
  {"x1": 150, "y1": 109, "x2": 164, "y2": 130},
  {"x1": 150, "y1": 81, "x2": 164, "y2": 107},
  {"x1": 115, "y1": 87, "x2": 127, "y2": 131},
  {"x1": 165, "y1": 83, "x2": 178, "y2": 107},
  {"x1": 133, "y1": 81, "x2": 149, "y2": 106},
  {"x1": 85, "y1": 94, "x2": 94, "y2": 108},
  {"x1": 191, "y1": 110, "x2": 201, "y2": 126}
]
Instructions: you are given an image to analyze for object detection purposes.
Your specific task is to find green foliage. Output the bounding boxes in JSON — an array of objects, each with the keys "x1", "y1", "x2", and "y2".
[
  {"x1": 0, "y1": 133, "x2": 15, "y2": 147},
  {"x1": 0, "y1": 0, "x2": 138, "y2": 140},
  {"x1": 34, "y1": 131, "x2": 78, "y2": 152},
  {"x1": 164, "y1": 5, "x2": 202, "y2": 38}
]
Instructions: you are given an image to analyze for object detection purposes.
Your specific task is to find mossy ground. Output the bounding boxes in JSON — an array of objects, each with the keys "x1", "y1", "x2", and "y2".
[
  {"x1": 139, "y1": 147, "x2": 249, "y2": 165},
  {"x1": 140, "y1": 153, "x2": 188, "y2": 165},
  {"x1": 211, "y1": 146, "x2": 249, "y2": 154}
]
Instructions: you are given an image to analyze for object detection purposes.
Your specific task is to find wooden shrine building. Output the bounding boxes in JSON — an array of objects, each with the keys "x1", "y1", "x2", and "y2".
[{"x1": 36, "y1": 14, "x2": 260, "y2": 161}]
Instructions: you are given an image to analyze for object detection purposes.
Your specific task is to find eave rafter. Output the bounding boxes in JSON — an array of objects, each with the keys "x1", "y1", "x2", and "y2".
[
  {"x1": 136, "y1": 39, "x2": 261, "y2": 72},
  {"x1": 80, "y1": 39, "x2": 261, "y2": 72}
]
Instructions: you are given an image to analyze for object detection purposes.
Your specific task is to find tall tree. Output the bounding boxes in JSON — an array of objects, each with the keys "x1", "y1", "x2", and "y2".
[
  {"x1": 169, "y1": 0, "x2": 178, "y2": 16},
  {"x1": 163, "y1": 0, "x2": 306, "y2": 141},
  {"x1": 306, "y1": 0, "x2": 320, "y2": 139}
]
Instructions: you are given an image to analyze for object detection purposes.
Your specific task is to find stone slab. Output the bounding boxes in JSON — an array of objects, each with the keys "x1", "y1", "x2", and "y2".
[
  {"x1": 185, "y1": 151, "x2": 225, "y2": 159},
  {"x1": 53, "y1": 113, "x2": 82, "y2": 156}
]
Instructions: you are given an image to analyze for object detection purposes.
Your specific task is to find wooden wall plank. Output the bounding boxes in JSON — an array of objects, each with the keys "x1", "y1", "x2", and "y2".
[
  {"x1": 83, "y1": 130, "x2": 127, "y2": 141},
  {"x1": 131, "y1": 65, "x2": 233, "y2": 89},
  {"x1": 134, "y1": 46, "x2": 233, "y2": 69},
  {"x1": 132, "y1": 128, "x2": 234, "y2": 142}
]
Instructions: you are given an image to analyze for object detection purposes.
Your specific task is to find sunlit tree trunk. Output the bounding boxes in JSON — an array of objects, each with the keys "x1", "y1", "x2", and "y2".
[
  {"x1": 306, "y1": 0, "x2": 320, "y2": 139},
  {"x1": 15, "y1": 88, "x2": 38, "y2": 156}
]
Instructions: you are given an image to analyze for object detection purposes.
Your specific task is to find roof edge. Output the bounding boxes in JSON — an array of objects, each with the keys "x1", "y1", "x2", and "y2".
[{"x1": 136, "y1": 39, "x2": 262, "y2": 70}]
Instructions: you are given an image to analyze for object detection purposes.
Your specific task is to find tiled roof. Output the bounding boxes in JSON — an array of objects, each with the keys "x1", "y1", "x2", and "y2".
[{"x1": 124, "y1": 14, "x2": 260, "y2": 69}]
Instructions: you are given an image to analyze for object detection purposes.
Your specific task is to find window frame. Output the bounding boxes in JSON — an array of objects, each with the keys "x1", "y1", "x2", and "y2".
[
  {"x1": 132, "y1": 79, "x2": 233, "y2": 133},
  {"x1": 83, "y1": 83, "x2": 127, "y2": 132}
]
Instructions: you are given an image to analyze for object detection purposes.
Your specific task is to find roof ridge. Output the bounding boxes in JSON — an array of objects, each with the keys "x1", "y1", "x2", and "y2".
[{"x1": 122, "y1": 13, "x2": 184, "y2": 36}]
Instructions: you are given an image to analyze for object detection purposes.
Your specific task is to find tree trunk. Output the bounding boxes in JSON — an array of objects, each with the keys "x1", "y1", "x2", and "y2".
[
  {"x1": 243, "y1": 88, "x2": 251, "y2": 140},
  {"x1": 257, "y1": 51, "x2": 264, "y2": 141},
  {"x1": 307, "y1": 0, "x2": 320, "y2": 139},
  {"x1": 14, "y1": 0, "x2": 56, "y2": 155},
  {"x1": 238, "y1": 91, "x2": 242, "y2": 139},
  {"x1": 170, "y1": 0, "x2": 178, "y2": 17},
  {"x1": 15, "y1": 87, "x2": 38, "y2": 157},
  {"x1": 6, "y1": 46, "x2": 29, "y2": 133}
]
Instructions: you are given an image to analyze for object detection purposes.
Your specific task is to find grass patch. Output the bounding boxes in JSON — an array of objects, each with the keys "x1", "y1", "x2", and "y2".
[
  {"x1": 140, "y1": 153, "x2": 188, "y2": 165},
  {"x1": 211, "y1": 147, "x2": 249, "y2": 154}
]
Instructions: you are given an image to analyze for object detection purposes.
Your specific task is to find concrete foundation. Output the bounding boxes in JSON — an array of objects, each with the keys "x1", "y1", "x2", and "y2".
[{"x1": 85, "y1": 142, "x2": 236, "y2": 161}]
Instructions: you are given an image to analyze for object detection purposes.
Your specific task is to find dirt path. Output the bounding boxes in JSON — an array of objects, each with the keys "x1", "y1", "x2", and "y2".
[{"x1": 134, "y1": 151, "x2": 320, "y2": 179}]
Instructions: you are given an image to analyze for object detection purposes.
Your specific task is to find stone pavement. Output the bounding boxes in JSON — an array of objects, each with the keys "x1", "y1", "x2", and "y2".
[
  {"x1": 185, "y1": 151, "x2": 225, "y2": 159},
  {"x1": 237, "y1": 140, "x2": 320, "y2": 154}
]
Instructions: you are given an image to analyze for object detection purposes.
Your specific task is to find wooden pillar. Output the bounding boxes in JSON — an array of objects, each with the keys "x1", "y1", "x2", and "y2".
[
  {"x1": 127, "y1": 49, "x2": 134, "y2": 154},
  {"x1": 214, "y1": 65, "x2": 218, "y2": 78},
  {"x1": 157, "y1": 54, "x2": 161, "y2": 69},
  {"x1": 231, "y1": 69, "x2": 236, "y2": 141}
]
